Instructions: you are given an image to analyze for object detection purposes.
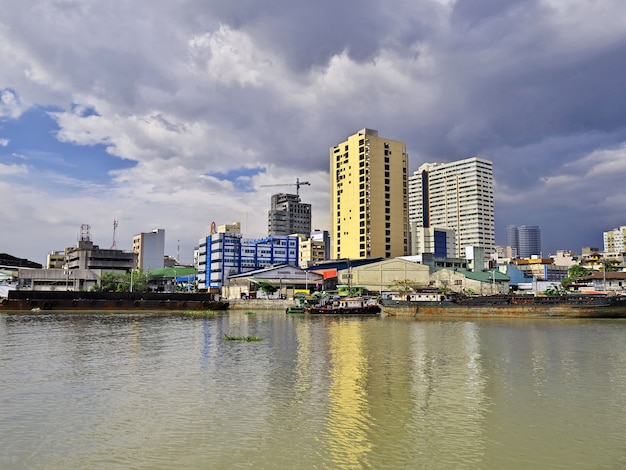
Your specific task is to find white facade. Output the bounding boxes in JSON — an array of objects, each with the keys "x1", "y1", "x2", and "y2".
[
  {"x1": 603, "y1": 225, "x2": 626, "y2": 253},
  {"x1": 409, "y1": 157, "x2": 494, "y2": 257},
  {"x1": 410, "y1": 226, "x2": 456, "y2": 258}
]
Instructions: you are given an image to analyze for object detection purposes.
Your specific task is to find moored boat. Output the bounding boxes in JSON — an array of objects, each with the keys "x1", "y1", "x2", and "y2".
[
  {"x1": 0, "y1": 290, "x2": 229, "y2": 312},
  {"x1": 307, "y1": 296, "x2": 381, "y2": 315},
  {"x1": 380, "y1": 292, "x2": 626, "y2": 318}
]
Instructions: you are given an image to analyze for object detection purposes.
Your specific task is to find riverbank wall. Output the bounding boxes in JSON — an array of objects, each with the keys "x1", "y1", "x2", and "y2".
[{"x1": 228, "y1": 299, "x2": 293, "y2": 310}]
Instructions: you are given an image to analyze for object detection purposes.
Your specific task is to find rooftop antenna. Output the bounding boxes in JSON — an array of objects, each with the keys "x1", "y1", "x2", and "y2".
[
  {"x1": 79, "y1": 224, "x2": 91, "y2": 242},
  {"x1": 111, "y1": 219, "x2": 119, "y2": 249}
]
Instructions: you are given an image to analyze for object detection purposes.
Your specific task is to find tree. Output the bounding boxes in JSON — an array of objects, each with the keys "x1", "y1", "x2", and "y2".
[
  {"x1": 256, "y1": 281, "x2": 277, "y2": 298},
  {"x1": 96, "y1": 270, "x2": 151, "y2": 293},
  {"x1": 124, "y1": 269, "x2": 150, "y2": 293},
  {"x1": 562, "y1": 265, "x2": 589, "y2": 287},
  {"x1": 567, "y1": 265, "x2": 589, "y2": 280},
  {"x1": 388, "y1": 279, "x2": 417, "y2": 294},
  {"x1": 98, "y1": 272, "x2": 121, "y2": 292}
]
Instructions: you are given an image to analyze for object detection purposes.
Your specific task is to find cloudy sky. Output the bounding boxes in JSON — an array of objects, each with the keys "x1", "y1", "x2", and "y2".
[{"x1": 1, "y1": 0, "x2": 626, "y2": 265}]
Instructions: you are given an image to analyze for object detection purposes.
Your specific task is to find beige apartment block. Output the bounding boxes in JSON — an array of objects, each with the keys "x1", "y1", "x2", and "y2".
[{"x1": 330, "y1": 128, "x2": 409, "y2": 260}]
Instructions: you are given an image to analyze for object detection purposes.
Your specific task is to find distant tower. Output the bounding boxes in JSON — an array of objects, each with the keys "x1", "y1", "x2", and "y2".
[
  {"x1": 111, "y1": 219, "x2": 119, "y2": 249},
  {"x1": 77, "y1": 224, "x2": 93, "y2": 249},
  {"x1": 507, "y1": 224, "x2": 541, "y2": 258},
  {"x1": 79, "y1": 224, "x2": 91, "y2": 242}
]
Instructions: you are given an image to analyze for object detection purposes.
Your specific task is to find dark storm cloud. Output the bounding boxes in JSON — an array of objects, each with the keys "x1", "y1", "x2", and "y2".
[
  {"x1": 186, "y1": 0, "x2": 442, "y2": 70},
  {"x1": 2, "y1": 0, "x2": 626, "y2": 259}
]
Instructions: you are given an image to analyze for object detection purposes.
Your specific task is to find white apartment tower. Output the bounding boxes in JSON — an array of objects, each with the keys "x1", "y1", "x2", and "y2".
[
  {"x1": 409, "y1": 157, "x2": 494, "y2": 257},
  {"x1": 603, "y1": 225, "x2": 626, "y2": 253}
]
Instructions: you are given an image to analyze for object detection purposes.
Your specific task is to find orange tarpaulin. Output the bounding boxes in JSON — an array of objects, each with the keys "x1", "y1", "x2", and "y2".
[{"x1": 310, "y1": 268, "x2": 337, "y2": 280}]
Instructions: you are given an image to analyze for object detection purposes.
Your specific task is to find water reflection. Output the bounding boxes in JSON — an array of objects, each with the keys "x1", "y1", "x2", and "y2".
[
  {"x1": 325, "y1": 320, "x2": 372, "y2": 468},
  {"x1": 1, "y1": 313, "x2": 626, "y2": 469}
]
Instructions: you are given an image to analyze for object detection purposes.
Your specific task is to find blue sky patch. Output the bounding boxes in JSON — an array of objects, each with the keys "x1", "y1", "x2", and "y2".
[
  {"x1": 206, "y1": 166, "x2": 266, "y2": 192},
  {"x1": 0, "y1": 106, "x2": 135, "y2": 185}
]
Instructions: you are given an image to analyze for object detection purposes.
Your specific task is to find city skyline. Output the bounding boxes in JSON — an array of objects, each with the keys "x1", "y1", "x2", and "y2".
[{"x1": 1, "y1": 2, "x2": 626, "y2": 264}]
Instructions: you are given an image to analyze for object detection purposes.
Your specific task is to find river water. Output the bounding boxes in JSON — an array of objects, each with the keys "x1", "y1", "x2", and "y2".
[{"x1": 1, "y1": 311, "x2": 625, "y2": 469}]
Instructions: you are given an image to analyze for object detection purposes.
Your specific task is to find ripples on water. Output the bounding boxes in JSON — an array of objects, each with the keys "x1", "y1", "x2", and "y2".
[{"x1": 1, "y1": 312, "x2": 625, "y2": 469}]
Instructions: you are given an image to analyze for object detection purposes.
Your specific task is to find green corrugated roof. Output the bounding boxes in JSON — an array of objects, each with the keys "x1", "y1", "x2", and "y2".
[
  {"x1": 454, "y1": 269, "x2": 510, "y2": 282},
  {"x1": 149, "y1": 267, "x2": 197, "y2": 278}
]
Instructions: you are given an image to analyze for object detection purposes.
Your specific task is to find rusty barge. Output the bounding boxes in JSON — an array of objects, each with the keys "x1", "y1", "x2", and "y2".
[
  {"x1": 380, "y1": 293, "x2": 626, "y2": 318},
  {"x1": 0, "y1": 290, "x2": 229, "y2": 312}
]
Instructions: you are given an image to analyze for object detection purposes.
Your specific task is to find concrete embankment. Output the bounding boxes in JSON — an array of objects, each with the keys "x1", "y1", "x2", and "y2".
[{"x1": 228, "y1": 299, "x2": 294, "y2": 311}]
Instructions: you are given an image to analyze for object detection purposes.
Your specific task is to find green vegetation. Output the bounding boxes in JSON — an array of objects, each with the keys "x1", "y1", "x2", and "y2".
[
  {"x1": 543, "y1": 285, "x2": 568, "y2": 296},
  {"x1": 244, "y1": 311, "x2": 256, "y2": 315},
  {"x1": 562, "y1": 265, "x2": 590, "y2": 287},
  {"x1": 388, "y1": 279, "x2": 420, "y2": 293},
  {"x1": 254, "y1": 281, "x2": 277, "y2": 297},
  {"x1": 96, "y1": 269, "x2": 151, "y2": 293},
  {"x1": 222, "y1": 335, "x2": 262, "y2": 342}
]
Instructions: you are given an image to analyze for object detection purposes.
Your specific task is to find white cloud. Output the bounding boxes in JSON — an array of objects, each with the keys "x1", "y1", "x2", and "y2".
[
  {"x1": 0, "y1": 0, "x2": 626, "y2": 260},
  {"x1": 0, "y1": 89, "x2": 22, "y2": 119},
  {"x1": 0, "y1": 163, "x2": 28, "y2": 175}
]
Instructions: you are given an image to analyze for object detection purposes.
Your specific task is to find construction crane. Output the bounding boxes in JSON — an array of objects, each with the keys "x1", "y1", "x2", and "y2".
[{"x1": 260, "y1": 178, "x2": 311, "y2": 196}]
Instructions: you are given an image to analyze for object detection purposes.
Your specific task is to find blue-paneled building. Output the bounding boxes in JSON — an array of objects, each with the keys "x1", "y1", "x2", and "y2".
[{"x1": 198, "y1": 232, "x2": 299, "y2": 290}]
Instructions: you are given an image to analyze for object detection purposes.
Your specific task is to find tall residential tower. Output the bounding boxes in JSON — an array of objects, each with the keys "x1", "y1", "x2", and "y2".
[
  {"x1": 409, "y1": 157, "x2": 494, "y2": 257},
  {"x1": 330, "y1": 128, "x2": 409, "y2": 260}
]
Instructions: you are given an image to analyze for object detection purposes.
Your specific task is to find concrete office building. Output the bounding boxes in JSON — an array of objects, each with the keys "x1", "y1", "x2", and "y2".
[
  {"x1": 506, "y1": 224, "x2": 542, "y2": 258},
  {"x1": 197, "y1": 226, "x2": 299, "y2": 290},
  {"x1": 268, "y1": 193, "x2": 312, "y2": 237},
  {"x1": 330, "y1": 128, "x2": 409, "y2": 260},
  {"x1": 409, "y1": 157, "x2": 494, "y2": 258},
  {"x1": 410, "y1": 226, "x2": 457, "y2": 258},
  {"x1": 66, "y1": 225, "x2": 134, "y2": 273},
  {"x1": 311, "y1": 229, "x2": 331, "y2": 260},
  {"x1": 132, "y1": 229, "x2": 165, "y2": 270}
]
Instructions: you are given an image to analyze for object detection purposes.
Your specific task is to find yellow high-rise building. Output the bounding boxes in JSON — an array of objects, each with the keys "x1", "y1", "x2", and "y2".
[{"x1": 330, "y1": 128, "x2": 409, "y2": 260}]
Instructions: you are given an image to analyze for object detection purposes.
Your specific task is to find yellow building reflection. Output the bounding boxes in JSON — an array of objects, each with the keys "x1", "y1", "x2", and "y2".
[{"x1": 324, "y1": 321, "x2": 372, "y2": 469}]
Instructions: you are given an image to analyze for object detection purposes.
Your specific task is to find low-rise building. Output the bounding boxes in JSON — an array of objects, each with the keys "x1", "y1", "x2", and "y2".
[
  {"x1": 428, "y1": 268, "x2": 509, "y2": 294},
  {"x1": 337, "y1": 258, "x2": 431, "y2": 295},
  {"x1": 224, "y1": 265, "x2": 323, "y2": 300},
  {"x1": 578, "y1": 271, "x2": 626, "y2": 293},
  {"x1": 510, "y1": 257, "x2": 569, "y2": 282},
  {"x1": 17, "y1": 268, "x2": 99, "y2": 292}
]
